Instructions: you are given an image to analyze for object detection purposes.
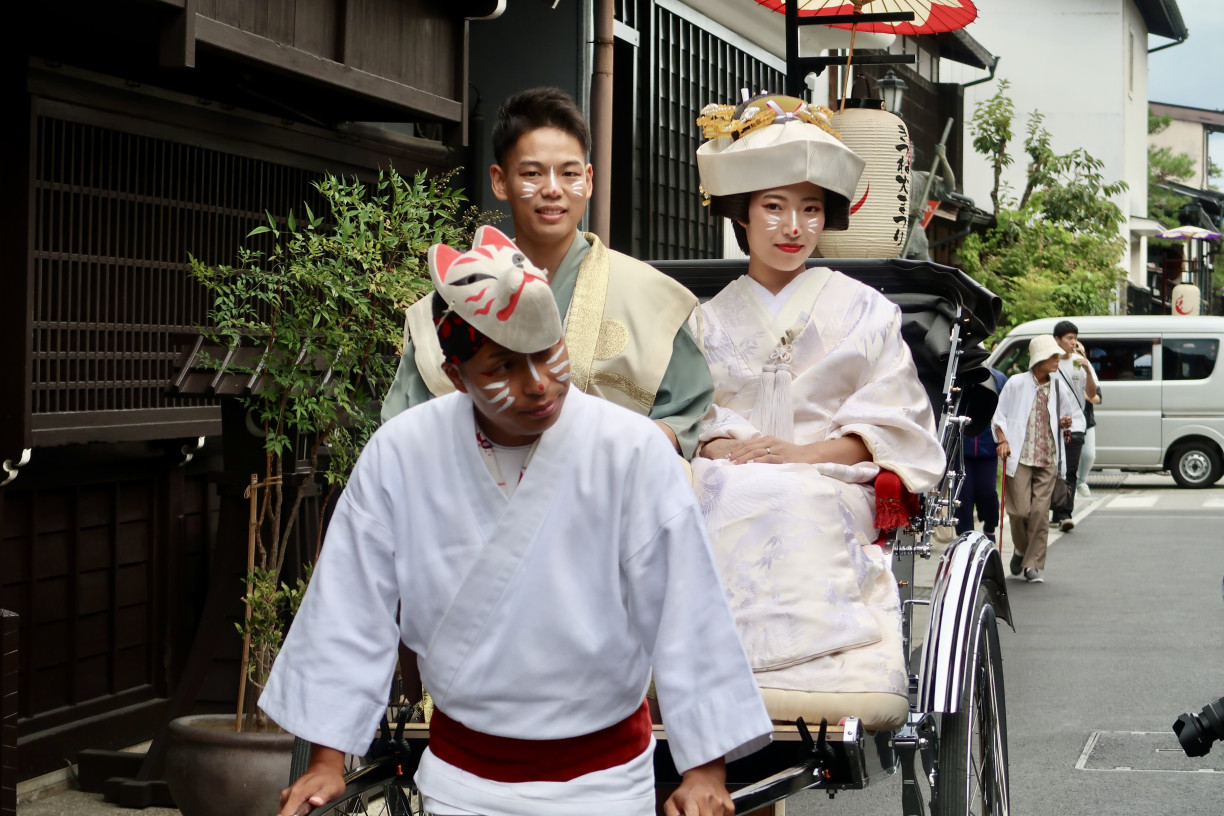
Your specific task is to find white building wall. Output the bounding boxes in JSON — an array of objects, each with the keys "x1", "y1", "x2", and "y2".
[
  {"x1": 1150, "y1": 118, "x2": 1212, "y2": 187},
  {"x1": 943, "y1": 0, "x2": 1150, "y2": 289},
  {"x1": 1123, "y1": 0, "x2": 1153, "y2": 288}
]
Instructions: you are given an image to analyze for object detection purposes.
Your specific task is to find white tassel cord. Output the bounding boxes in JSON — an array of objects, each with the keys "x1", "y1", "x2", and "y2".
[{"x1": 752, "y1": 335, "x2": 796, "y2": 442}]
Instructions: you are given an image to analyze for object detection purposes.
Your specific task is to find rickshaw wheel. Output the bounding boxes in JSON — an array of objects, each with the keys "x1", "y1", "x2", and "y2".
[{"x1": 933, "y1": 584, "x2": 1009, "y2": 816}]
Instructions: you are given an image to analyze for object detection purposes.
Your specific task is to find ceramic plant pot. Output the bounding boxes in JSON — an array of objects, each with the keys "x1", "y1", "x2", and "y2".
[{"x1": 163, "y1": 714, "x2": 294, "y2": 816}]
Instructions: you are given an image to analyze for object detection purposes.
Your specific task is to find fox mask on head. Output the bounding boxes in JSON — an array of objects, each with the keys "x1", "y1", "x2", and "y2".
[{"x1": 428, "y1": 226, "x2": 562, "y2": 355}]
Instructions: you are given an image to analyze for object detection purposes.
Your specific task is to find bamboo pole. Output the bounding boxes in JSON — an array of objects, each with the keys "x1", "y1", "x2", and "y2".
[
  {"x1": 235, "y1": 473, "x2": 259, "y2": 731},
  {"x1": 839, "y1": 24, "x2": 858, "y2": 112},
  {"x1": 838, "y1": 1, "x2": 872, "y2": 111}
]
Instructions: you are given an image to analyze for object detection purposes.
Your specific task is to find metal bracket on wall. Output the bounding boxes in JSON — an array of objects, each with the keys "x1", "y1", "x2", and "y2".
[
  {"x1": 784, "y1": 5, "x2": 918, "y2": 93},
  {"x1": 1, "y1": 449, "x2": 32, "y2": 487},
  {"x1": 799, "y1": 54, "x2": 917, "y2": 72}
]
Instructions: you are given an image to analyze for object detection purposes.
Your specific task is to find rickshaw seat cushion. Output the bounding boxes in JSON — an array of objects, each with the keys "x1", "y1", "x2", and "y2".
[{"x1": 758, "y1": 688, "x2": 908, "y2": 732}]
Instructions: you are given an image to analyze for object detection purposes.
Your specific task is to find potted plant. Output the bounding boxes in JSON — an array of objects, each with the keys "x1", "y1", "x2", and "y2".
[{"x1": 163, "y1": 167, "x2": 489, "y2": 816}]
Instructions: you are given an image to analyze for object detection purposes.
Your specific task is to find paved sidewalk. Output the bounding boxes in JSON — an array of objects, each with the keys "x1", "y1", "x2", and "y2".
[{"x1": 18, "y1": 789, "x2": 180, "y2": 816}]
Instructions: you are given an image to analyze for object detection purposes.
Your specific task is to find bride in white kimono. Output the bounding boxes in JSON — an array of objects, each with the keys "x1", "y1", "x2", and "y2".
[{"x1": 691, "y1": 96, "x2": 946, "y2": 729}]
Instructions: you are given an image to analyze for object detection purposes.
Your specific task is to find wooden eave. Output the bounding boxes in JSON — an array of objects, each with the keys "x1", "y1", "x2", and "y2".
[
  {"x1": 149, "y1": 0, "x2": 462, "y2": 123},
  {"x1": 1149, "y1": 102, "x2": 1224, "y2": 134},
  {"x1": 192, "y1": 17, "x2": 462, "y2": 123}
]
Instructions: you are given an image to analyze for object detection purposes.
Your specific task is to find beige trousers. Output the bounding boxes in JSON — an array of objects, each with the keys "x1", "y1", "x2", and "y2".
[{"x1": 1005, "y1": 462, "x2": 1055, "y2": 570}]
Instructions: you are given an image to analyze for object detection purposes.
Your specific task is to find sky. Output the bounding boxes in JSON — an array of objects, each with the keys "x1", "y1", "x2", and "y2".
[{"x1": 1147, "y1": 0, "x2": 1224, "y2": 187}]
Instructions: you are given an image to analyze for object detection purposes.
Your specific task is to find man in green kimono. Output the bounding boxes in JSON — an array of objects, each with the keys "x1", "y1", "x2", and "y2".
[{"x1": 381, "y1": 87, "x2": 712, "y2": 458}]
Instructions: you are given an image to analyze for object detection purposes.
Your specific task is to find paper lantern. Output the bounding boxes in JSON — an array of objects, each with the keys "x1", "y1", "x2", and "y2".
[
  {"x1": 1172, "y1": 283, "x2": 1201, "y2": 316},
  {"x1": 817, "y1": 104, "x2": 911, "y2": 259}
]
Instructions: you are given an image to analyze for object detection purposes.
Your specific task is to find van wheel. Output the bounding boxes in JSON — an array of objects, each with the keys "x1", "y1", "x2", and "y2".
[{"x1": 1170, "y1": 442, "x2": 1223, "y2": 489}]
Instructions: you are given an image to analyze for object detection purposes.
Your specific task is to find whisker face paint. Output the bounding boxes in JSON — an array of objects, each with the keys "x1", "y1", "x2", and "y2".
[{"x1": 479, "y1": 380, "x2": 515, "y2": 413}]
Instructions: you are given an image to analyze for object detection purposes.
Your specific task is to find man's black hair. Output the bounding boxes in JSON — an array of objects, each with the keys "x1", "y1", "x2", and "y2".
[
  {"x1": 1053, "y1": 320, "x2": 1079, "y2": 339},
  {"x1": 492, "y1": 87, "x2": 591, "y2": 167},
  {"x1": 432, "y1": 291, "x2": 488, "y2": 365}
]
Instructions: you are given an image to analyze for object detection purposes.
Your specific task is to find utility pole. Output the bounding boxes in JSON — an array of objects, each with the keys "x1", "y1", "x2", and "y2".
[{"x1": 588, "y1": 0, "x2": 613, "y2": 244}]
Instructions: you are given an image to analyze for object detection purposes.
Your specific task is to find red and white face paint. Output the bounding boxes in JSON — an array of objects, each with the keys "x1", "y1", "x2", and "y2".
[
  {"x1": 448, "y1": 339, "x2": 572, "y2": 447},
  {"x1": 493, "y1": 127, "x2": 593, "y2": 250},
  {"x1": 481, "y1": 379, "x2": 514, "y2": 414},
  {"x1": 515, "y1": 164, "x2": 588, "y2": 201},
  {"x1": 546, "y1": 344, "x2": 571, "y2": 383},
  {"x1": 740, "y1": 182, "x2": 826, "y2": 276}
]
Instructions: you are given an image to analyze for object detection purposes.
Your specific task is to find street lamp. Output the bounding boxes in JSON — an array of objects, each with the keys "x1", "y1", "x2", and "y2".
[{"x1": 875, "y1": 70, "x2": 908, "y2": 116}]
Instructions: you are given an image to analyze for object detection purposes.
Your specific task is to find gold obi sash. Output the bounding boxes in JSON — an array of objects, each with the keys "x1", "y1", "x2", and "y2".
[{"x1": 405, "y1": 233, "x2": 697, "y2": 416}]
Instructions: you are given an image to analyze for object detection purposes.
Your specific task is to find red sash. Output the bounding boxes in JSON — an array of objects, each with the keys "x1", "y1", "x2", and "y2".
[{"x1": 429, "y1": 699, "x2": 652, "y2": 783}]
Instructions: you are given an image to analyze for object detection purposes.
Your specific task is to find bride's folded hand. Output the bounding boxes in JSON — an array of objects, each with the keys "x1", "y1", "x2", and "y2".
[{"x1": 726, "y1": 436, "x2": 804, "y2": 465}]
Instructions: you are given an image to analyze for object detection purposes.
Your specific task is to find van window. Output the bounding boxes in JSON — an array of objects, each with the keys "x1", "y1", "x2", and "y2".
[
  {"x1": 1163, "y1": 339, "x2": 1219, "y2": 381},
  {"x1": 994, "y1": 342, "x2": 1030, "y2": 376},
  {"x1": 1086, "y1": 340, "x2": 1153, "y2": 381}
]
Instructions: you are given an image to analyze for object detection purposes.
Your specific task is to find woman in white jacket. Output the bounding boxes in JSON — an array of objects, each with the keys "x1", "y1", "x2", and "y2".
[{"x1": 991, "y1": 334, "x2": 1085, "y2": 583}]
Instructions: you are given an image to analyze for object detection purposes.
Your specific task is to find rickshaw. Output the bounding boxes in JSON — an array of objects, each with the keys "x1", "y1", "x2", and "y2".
[{"x1": 292, "y1": 256, "x2": 1012, "y2": 816}]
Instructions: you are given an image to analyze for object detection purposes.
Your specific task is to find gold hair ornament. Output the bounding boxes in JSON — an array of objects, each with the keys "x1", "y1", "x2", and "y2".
[{"x1": 696, "y1": 98, "x2": 840, "y2": 142}]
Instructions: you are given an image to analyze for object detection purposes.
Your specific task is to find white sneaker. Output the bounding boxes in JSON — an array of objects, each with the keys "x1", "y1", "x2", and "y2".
[{"x1": 1077, "y1": 483, "x2": 1091, "y2": 498}]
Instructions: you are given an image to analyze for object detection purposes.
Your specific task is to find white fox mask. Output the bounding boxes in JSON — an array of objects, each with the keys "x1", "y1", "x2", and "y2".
[{"x1": 428, "y1": 226, "x2": 562, "y2": 355}]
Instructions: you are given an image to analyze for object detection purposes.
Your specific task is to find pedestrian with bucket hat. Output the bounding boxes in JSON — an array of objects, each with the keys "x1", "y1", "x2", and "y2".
[{"x1": 990, "y1": 334, "x2": 1085, "y2": 583}]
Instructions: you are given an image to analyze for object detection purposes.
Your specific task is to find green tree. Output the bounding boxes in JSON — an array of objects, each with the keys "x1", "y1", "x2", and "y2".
[
  {"x1": 960, "y1": 86, "x2": 1127, "y2": 337},
  {"x1": 190, "y1": 167, "x2": 497, "y2": 728},
  {"x1": 1148, "y1": 111, "x2": 1197, "y2": 226}
]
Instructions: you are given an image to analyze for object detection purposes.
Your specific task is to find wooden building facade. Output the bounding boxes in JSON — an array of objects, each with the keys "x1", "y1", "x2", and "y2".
[
  {"x1": 3, "y1": 0, "x2": 998, "y2": 787},
  {"x1": 1, "y1": 0, "x2": 488, "y2": 782}
]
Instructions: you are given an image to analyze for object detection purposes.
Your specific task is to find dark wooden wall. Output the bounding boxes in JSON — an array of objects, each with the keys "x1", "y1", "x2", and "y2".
[
  {"x1": 192, "y1": 0, "x2": 459, "y2": 96},
  {"x1": 1, "y1": 610, "x2": 16, "y2": 815},
  {"x1": 5, "y1": 64, "x2": 455, "y2": 456},
  {"x1": 2, "y1": 443, "x2": 217, "y2": 780},
  {"x1": 3, "y1": 0, "x2": 472, "y2": 780},
  {"x1": 194, "y1": 0, "x2": 344, "y2": 61}
]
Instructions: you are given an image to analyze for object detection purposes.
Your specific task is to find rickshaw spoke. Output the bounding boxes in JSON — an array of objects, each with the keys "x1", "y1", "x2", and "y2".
[{"x1": 932, "y1": 585, "x2": 1010, "y2": 815}]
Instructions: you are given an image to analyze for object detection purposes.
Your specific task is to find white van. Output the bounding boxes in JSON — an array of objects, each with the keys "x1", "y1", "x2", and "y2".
[{"x1": 986, "y1": 316, "x2": 1224, "y2": 488}]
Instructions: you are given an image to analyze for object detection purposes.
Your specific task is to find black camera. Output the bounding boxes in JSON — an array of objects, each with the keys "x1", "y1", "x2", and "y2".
[{"x1": 1173, "y1": 697, "x2": 1224, "y2": 757}]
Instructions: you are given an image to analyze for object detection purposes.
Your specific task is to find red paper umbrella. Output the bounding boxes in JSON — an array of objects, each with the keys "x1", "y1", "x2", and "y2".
[{"x1": 753, "y1": 0, "x2": 977, "y2": 36}]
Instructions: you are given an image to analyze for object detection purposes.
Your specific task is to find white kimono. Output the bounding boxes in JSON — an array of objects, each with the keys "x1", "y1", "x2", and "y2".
[
  {"x1": 692, "y1": 269, "x2": 944, "y2": 704},
  {"x1": 260, "y1": 388, "x2": 770, "y2": 816}
]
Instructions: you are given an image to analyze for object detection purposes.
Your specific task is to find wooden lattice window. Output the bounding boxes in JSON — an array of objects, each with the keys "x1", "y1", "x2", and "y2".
[
  {"x1": 30, "y1": 114, "x2": 326, "y2": 444},
  {"x1": 642, "y1": 3, "x2": 785, "y2": 260}
]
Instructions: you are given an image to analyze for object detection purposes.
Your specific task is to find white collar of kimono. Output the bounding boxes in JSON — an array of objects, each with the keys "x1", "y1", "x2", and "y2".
[
  {"x1": 734, "y1": 266, "x2": 834, "y2": 339},
  {"x1": 745, "y1": 268, "x2": 814, "y2": 316}
]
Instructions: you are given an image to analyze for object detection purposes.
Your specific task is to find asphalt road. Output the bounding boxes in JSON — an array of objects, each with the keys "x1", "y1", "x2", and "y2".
[
  {"x1": 791, "y1": 473, "x2": 1224, "y2": 816},
  {"x1": 21, "y1": 476, "x2": 1223, "y2": 816}
]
